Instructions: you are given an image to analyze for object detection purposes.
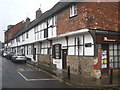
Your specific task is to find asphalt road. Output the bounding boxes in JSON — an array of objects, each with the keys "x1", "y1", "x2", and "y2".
[{"x1": 1, "y1": 56, "x2": 72, "y2": 88}]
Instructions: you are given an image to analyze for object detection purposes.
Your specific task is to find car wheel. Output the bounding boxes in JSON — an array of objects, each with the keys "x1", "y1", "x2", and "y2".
[
  {"x1": 24, "y1": 61, "x2": 27, "y2": 63},
  {"x1": 14, "y1": 59, "x2": 16, "y2": 63}
]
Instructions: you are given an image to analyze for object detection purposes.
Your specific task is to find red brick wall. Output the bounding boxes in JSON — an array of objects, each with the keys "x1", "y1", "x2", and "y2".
[
  {"x1": 57, "y1": 2, "x2": 118, "y2": 35},
  {"x1": 5, "y1": 21, "x2": 26, "y2": 42}
]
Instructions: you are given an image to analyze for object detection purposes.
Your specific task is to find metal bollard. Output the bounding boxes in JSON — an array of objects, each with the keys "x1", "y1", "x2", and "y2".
[
  {"x1": 68, "y1": 65, "x2": 70, "y2": 80},
  {"x1": 109, "y1": 69, "x2": 113, "y2": 84}
]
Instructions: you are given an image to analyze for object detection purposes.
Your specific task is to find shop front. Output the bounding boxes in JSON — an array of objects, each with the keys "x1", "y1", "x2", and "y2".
[{"x1": 95, "y1": 30, "x2": 120, "y2": 76}]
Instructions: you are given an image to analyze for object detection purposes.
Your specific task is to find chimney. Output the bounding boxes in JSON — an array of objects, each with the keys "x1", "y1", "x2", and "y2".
[
  {"x1": 7, "y1": 25, "x2": 14, "y2": 30},
  {"x1": 36, "y1": 8, "x2": 42, "y2": 19},
  {"x1": 26, "y1": 17, "x2": 30, "y2": 23}
]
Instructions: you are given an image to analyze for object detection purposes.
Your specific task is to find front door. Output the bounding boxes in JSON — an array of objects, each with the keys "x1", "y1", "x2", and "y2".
[
  {"x1": 62, "y1": 49, "x2": 67, "y2": 69},
  {"x1": 33, "y1": 48, "x2": 36, "y2": 61},
  {"x1": 101, "y1": 44, "x2": 109, "y2": 75}
]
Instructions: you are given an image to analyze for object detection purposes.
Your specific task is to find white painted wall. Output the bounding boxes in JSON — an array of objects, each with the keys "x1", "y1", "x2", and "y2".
[
  {"x1": 84, "y1": 33, "x2": 94, "y2": 56},
  {"x1": 53, "y1": 37, "x2": 67, "y2": 46},
  {"x1": 10, "y1": 15, "x2": 57, "y2": 50},
  {"x1": 52, "y1": 32, "x2": 94, "y2": 69}
]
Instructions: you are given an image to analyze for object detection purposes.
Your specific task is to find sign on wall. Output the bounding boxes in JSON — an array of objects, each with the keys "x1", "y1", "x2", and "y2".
[{"x1": 96, "y1": 34, "x2": 119, "y2": 44}]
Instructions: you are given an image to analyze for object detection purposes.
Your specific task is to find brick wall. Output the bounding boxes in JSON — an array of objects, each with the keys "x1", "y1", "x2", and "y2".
[
  {"x1": 57, "y1": 2, "x2": 118, "y2": 35},
  {"x1": 5, "y1": 21, "x2": 26, "y2": 42},
  {"x1": 67, "y1": 56, "x2": 100, "y2": 78}
]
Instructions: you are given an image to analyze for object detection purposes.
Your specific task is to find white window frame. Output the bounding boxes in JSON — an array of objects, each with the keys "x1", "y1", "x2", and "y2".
[
  {"x1": 52, "y1": 16, "x2": 56, "y2": 26},
  {"x1": 22, "y1": 34, "x2": 25, "y2": 42},
  {"x1": 70, "y1": 4, "x2": 77, "y2": 17}
]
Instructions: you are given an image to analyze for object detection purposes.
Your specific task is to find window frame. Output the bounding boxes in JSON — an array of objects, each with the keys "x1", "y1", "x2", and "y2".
[{"x1": 70, "y1": 4, "x2": 77, "y2": 18}]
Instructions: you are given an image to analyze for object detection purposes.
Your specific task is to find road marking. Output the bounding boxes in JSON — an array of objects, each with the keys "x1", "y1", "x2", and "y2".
[
  {"x1": 18, "y1": 71, "x2": 56, "y2": 81},
  {"x1": 18, "y1": 71, "x2": 28, "y2": 81},
  {"x1": 26, "y1": 63, "x2": 80, "y2": 88}
]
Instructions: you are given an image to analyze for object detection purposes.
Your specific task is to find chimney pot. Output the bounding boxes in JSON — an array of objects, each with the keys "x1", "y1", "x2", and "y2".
[{"x1": 36, "y1": 8, "x2": 42, "y2": 19}]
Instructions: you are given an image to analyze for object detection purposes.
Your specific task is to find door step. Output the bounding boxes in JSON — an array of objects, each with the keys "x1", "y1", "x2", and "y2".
[{"x1": 101, "y1": 75, "x2": 109, "y2": 78}]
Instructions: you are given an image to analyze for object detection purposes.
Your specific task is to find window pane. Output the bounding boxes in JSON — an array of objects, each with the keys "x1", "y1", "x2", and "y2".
[
  {"x1": 109, "y1": 63, "x2": 113, "y2": 68},
  {"x1": 109, "y1": 44, "x2": 113, "y2": 49},
  {"x1": 109, "y1": 57, "x2": 113, "y2": 62},
  {"x1": 114, "y1": 50, "x2": 117, "y2": 56},
  {"x1": 119, "y1": 44, "x2": 120, "y2": 49},
  {"x1": 119, "y1": 62, "x2": 120, "y2": 68},
  {"x1": 114, "y1": 57, "x2": 118, "y2": 61},
  {"x1": 114, "y1": 62, "x2": 118, "y2": 68},
  {"x1": 74, "y1": 4, "x2": 77, "y2": 15},
  {"x1": 114, "y1": 44, "x2": 117, "y2": 49},
  {"x1": 68, "y1": 47, "x2": 74, "y2": 55},
  {"x1": 109, "y1": 51, "x2": 113, "y2": 56},
  {"x1": 70, "y1": 6, "x2": 73, "y2": 16}
]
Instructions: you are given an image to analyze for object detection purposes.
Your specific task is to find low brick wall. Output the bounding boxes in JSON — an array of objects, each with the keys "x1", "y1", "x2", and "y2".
[
  {"x1": 67, "y1": 56, "x2": 98, "y2": 78},
  {"x1": 37, "y1": 54, "x2": 52, "y2": 64}
]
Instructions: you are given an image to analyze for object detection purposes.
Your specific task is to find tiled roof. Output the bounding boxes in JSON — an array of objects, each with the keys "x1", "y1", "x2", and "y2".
[{"x1": 12, "y1": 2, "x2": 73, "y2": 40}]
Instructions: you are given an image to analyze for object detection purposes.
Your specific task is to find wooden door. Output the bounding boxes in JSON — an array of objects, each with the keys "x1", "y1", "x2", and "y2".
[
  {"x1": 62, "y1": 49, "x2": 67, "y2": 69},
  {"x1": 33, "y1": 48, "x2": 36, "y2": 61}
]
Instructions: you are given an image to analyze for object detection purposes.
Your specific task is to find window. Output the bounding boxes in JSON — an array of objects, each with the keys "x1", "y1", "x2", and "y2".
[
  {"x1": 70, "y1": 4, "x2": 77, "y2": 17},
  {"x1": 52, "y1": 16, "x2": 56, "y2": 26},
  {"x1": 34, "y1": 27, "x2": 37, "y2": 40},
  {"x1": 44, "y1": 29, "x2": 48, "y2": 38},
  {"x1": 26, "y1": 32, "x2": 28, "y2": 39},
  {"x1": 109, "y1": 44, "x2": 120, "y2": 69},
  {"x1": 22, "y1": 34, "x2": 25, "y2": 42},
  {"x1": 16, "y1": 37, "x2": 19, "y2": 42},
  {"x1": 52, "y1": 44, "x2": 61, "y2": 59}
]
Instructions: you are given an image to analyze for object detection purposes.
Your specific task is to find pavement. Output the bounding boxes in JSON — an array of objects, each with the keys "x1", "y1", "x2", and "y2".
[{"x1": 27, "y1": 60, "x2": 120, "y2": 89}]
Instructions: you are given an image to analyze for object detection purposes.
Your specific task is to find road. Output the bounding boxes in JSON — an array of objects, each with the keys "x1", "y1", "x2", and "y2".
[{"x1": 1, "y1": 56, "x2": 72, "y2": 88}]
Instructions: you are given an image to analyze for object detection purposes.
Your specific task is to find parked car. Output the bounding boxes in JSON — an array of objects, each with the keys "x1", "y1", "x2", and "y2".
[
  {"x1": 11, "y1": 53, "x2": 27, "y2": 63},
  {"x1": 6, "y1": 52, "x2": 15, "y2": 60},
  {"x1": 2, "y1": 51, "x2": 7, "y2": 57}
]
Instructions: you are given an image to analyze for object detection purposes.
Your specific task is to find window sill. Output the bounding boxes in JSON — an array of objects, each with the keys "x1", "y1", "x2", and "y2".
[{"x1": 69, "y1": 15, "x2": 77, "y2": 19}]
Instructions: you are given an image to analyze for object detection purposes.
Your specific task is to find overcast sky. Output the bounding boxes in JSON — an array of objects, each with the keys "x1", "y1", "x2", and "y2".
[
  {"x1": 0, "y1": 0, "x2": 119, "y2": 42},
  {"x1": 0, "y1": 0, "x2": 60, "y2": 42}
]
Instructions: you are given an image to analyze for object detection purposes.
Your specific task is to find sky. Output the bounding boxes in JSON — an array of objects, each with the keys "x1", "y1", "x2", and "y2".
[{"x1": 0, "y1": 0, "x2": 60, "y2": 42}]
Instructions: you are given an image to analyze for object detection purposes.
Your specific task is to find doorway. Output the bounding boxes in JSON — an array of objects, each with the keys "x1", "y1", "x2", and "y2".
[
  {"x1": 33, "y1": 48, "x2": 36, "y2": 61},
  {"x1": 101, "y1": 44, "x2": 109, "y2": 75},
  {"x1": 62, "y1": 49, "x2": 67, "y2": 69}
]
